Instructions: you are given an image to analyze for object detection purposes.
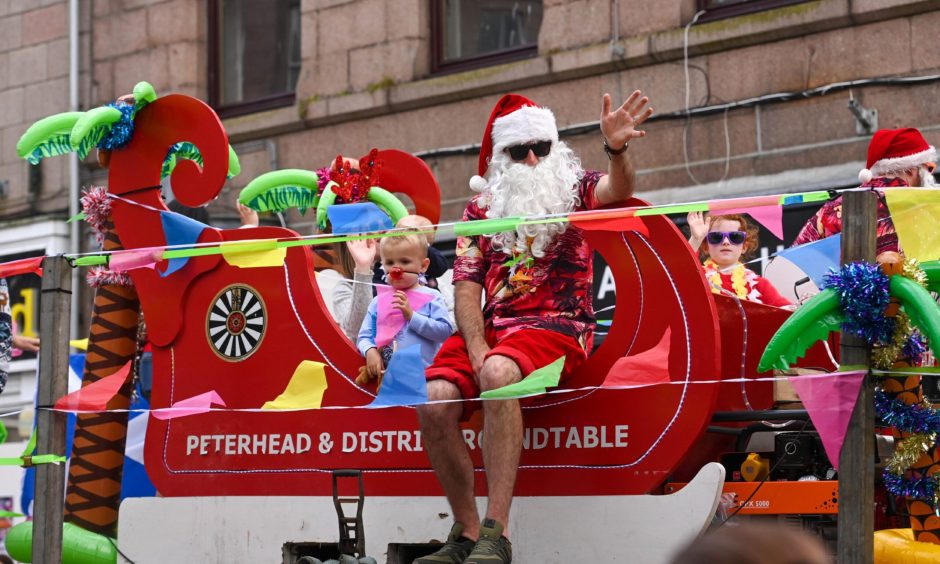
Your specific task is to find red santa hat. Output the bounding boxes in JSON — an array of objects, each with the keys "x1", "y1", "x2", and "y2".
[
  {"x1": 859, "y1": 128, "x2": 936, "y2": 183},
  {"x1": 468, "y1": 94, "x2": 559, "y2": 191}
]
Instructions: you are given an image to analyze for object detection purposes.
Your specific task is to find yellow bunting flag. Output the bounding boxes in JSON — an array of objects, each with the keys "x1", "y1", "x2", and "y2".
[
  {"x1": 261, "y1": 361, "x2": 328, "y2": 410},
  {"x1": 220, "y1": 240, "x2": 287, "y2": 269},
  {"x1": 69, "y1": 338, "x2": 88, "y2": 351},
  {"x1": 884, "y1": 189, "x2": 940, "y2": 262}
]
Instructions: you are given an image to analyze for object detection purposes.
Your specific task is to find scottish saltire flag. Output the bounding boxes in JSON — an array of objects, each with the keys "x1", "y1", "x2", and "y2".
[{"x1": 20, "y1": 354, "x2": 155, "y2": 515}]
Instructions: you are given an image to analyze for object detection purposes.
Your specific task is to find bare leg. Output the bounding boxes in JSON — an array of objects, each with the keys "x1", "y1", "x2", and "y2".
[
  {"x1": 478, "y1": 355, "x2": 523, "y2": 530},
  {"x1": 417, "y1": 379, "x2": 481, "y2": 540}
]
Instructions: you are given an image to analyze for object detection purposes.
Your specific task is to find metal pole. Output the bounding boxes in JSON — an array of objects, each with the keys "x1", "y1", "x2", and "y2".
[
  {"x1": 837, "y1": 190, "x2": 876, "y2": 564},
  {"x1": 32, "y1": 256, "x2": 72, "y2": 564}
]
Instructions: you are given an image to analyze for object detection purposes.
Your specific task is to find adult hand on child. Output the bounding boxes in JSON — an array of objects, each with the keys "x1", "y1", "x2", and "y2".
[
  {"x1": 12, "y1": 335, "x2": 39, "y2": 352},
  {"x1": 391, "y1": 290, "x2": 413, "y2": 320},
  {"x1": 365, "y1": 347, "x2": 384, "y2": 379},
  {"x1": 687, "y1": 211, "x2": 711, "y2": 250},
  {"x1": 346, "y1": 239, "x2": 378, "y2": 275}
]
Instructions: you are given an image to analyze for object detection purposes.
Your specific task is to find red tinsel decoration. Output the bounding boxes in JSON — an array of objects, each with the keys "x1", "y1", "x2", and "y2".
[
  {"x1": 80, "y1": 186, "x2": 112, "y2": 245},
  {"x1": 86, "y1": 267, "x2": 133, "y2": 288},
  {"x1": 327, "y1": 148, "x2": 382, "y2": 204}
]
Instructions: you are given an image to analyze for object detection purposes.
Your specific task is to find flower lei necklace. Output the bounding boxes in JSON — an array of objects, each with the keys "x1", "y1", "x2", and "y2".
[{"x1": 704, "y1": 259, "x2": 760, "y2": 301}]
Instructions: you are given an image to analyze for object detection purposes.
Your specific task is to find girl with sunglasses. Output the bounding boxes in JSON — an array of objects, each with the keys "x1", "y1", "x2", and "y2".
[{"x1": 687, "y1": 212, "x2": 791, "y2": 308}]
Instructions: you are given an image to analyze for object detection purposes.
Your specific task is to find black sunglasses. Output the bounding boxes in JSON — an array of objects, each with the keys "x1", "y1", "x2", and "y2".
[
  {"x1": 505, "y1": 141, "x2": 552, "y2": 161},
  {"x1": 706, "y1": 231, "x2": 746, "y2": 245}
]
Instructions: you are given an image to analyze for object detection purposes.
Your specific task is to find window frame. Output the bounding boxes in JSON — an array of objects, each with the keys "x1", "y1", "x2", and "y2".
[
  {"x1": 207, "y1": 0, "x2": 297, "y2": 118},
  {"x1": 696, "y1": 0, "x2": 811, "y2": 23},
  {"x1": 429, "y1": 0, "x2": 541, "y2": 76}
]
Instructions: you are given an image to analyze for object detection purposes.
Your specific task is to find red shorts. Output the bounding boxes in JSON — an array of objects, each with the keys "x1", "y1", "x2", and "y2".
[{"x1": 426, "y1": 327, "x2": 588, "y2": 420}]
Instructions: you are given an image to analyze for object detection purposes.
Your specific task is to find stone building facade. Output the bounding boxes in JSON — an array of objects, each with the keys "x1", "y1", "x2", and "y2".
[{"x1": 0, "y1": 0, "x2": 938, "y2": 410}]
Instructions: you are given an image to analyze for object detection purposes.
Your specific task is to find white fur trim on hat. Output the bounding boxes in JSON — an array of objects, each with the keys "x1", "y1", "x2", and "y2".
[
  {"x1": 490, "y1": 105, "x2": 559, "y2": 153},
  {"x1": 869, "y1": 146, "x2": 937, "y2": 178},
  {"x1": 469, "y1": 175, "x2": 487, "y2": 192}
]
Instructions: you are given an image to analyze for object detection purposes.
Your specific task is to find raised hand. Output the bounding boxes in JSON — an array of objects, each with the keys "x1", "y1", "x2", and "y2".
[
  {"x1": 346, "y1": 238, "x2": 378, "y2": 274},
  {"x1": 600, "y1": 91, "x2": 653, "y2": 151},
  {"x1": 687, "y1": 211, "x2": 711, "y2": 249},
  {"x1": 237, "y1": 203, "x2": 259, "y2": 227}
]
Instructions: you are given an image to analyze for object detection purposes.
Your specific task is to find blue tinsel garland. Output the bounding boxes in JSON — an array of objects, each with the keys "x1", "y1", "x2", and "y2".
[
  {"x1": 902, "y1": 332, "x2": 927, "y2": 365},
  {"x1": 97, "y1": 102, "x2": 136, "y2": 151},
  {"x1": 822, "y1": 262, "x2": 895, "y2": 344},
  {"x1": 875, "y1": 390, "x2": 940, "y2": 434},
  {"x1": 883, "y1": 471, "x2": 939, "y2": 502}
]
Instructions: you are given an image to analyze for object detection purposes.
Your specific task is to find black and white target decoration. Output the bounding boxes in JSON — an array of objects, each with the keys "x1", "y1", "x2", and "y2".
[{"x1": 207, "y1": 285, "x2": 266, "y2": 361}]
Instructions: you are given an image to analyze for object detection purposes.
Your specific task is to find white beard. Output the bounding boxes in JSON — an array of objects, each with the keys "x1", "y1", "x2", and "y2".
[
  {"x1": 479, "y1": 141, "x2": 583, "y2": 258},
  {"x1": 920, "y1": 166, "x2": 938, "y2": 187}
]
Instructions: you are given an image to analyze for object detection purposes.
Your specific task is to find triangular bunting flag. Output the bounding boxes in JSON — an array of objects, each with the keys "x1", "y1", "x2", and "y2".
[
  {"x1": 480, "y1": 356, "x2": 565, "y2": 399},
  {"x1": 159, "y1": 211, "x2": 209, "y2": 277},
  {"x1": 603, "y1": 327, "x2": 672, "y2": 388},
  {"x1": 152, "y1": 390, "x2": 225, "y2": 420},
  {"x1": 368, "y1": 345, "x2": 428, "y2": 407},
  {"x1": 787, "y1": 370, "x2": 865, "y2": 472},
  {"x1": 262, "y1": 361, "x2": 329, "y2": 410},
  {"x1": 327, "y1": 202, "x2": 393, "y2": 235},
  {"x1": 221, "y1": 240, "x2": 287, "y2": 269},
  {"x1": 375, "y1": 286, "x2": 435, "y2": 348},
  {"x1": 54, "y1": 361, "x2": 132, "y2": 412},
  {"x1": 718, "y1": 205, "x2": 784, "y2": 240},
  {"x1": 110, "y1": 247, "x2": 163, "y2": 272},
  {"x1": 884, "y1": 189, "x2": 940, "y2": 262},
  {"x1": 569, "y1": 210, "x2": 649, "y2": 235},
  {"x1": 0, "y1": 257, "x2": 43, "y2": 278},
  {"x1": 775, "y1": 234, "x2": 840, "y2": 288}
]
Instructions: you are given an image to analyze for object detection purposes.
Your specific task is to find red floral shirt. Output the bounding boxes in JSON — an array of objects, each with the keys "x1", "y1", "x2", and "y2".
[
  {"x1": 793, "y1": 177, "x2": 905, "y2": 256},
  {"x1": 453, "y1": 171, "x2": 603, "y2": 350}
]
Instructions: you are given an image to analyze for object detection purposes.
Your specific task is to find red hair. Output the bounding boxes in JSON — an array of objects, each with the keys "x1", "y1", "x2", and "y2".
[{"x1": 698, "y1": 214, "x2": 760, "y2": 261}]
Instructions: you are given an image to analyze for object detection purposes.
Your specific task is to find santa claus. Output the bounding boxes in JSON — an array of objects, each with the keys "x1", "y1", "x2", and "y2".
[{"x1": 415, "y1": 91, "x2": 652, "y2": 564}]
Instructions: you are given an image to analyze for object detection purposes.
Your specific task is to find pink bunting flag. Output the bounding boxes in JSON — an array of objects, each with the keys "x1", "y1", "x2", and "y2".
[
  {"x1": 602, "y1": 327, "x2": 672, "y2": 388},
  {"x1": 708, "y1": 195, "x2": 784, "y2": 239},
  {"x1": 54, "y1": 361, "x2": 132, "y2": 412},
  {"x1": 787, "y1": 370, "x2": 865, "y2": 472},
  {"x1": 151, "y1": 390, "x2": 226, "y2": 420},
  {"x1": 375, "y1": 286, "x2": 435, "y2": 348},
  {"x1": 109, "y1": 247, "x2": 163, "y2": 272}
]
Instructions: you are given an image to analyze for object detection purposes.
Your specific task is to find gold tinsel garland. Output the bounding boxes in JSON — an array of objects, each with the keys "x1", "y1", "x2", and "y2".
[
  {"x1": 887, "y1": 432, "x2": 937, "y2": 476},
  {"x1": 877, "y1": 258, "x2": 937, "y2": 484}
]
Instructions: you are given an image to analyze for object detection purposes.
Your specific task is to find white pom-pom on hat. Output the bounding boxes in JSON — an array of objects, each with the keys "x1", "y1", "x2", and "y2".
[
  {"x1": 858, "y1": 169, "x2": 873, "y2": 184},
  {"x1": 469, "y1": 175, "x2": 487, "y2": 192}
]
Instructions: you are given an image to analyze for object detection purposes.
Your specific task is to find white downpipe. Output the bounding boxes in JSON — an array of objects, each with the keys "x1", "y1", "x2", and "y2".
[{"x1": 68, "y1": 0, "x2": 79, "y2": 341}]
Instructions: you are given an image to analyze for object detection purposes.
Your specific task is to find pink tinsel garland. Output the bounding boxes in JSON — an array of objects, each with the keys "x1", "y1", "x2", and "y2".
[
  {"x1": 80, "y1": 186, "x2": 112, "y2": 245},
  {"x1": 86, "y1": 267, "x2": 133, "y2": 288}
]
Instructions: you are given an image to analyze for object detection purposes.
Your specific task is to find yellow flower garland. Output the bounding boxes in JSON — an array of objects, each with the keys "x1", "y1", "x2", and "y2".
[{"x1": 704, "y1": 259, "x2": 749, "y2": 299}]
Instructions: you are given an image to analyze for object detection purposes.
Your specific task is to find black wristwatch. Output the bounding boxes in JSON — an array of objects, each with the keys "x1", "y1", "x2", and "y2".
[{"x1": 604, "y1": 139, "x2": 629, "y2": 159}]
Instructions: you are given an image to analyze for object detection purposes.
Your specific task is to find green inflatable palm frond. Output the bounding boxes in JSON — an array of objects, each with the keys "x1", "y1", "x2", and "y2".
[
  {"x1": 758, "y1": 288, "x2": 842, "y2": 372},
  {"x1": 74, "y1": 124, "x2": 111, "y2": 160},
  {"x1": 762, "y1": 311, "x2": 845, "y2": 372},
  {"x1": 892, "y1": 275, "x2": 940, "y2": 350},
  {"x1": 162, "y1": 142, "x2": 240, "y2": 181},
  {"x1": 24, "y1": 134, "x2": 73, "y2": 165},
  {"x1": 239, "y1": 169, "x2": 322, "y2": 215}
]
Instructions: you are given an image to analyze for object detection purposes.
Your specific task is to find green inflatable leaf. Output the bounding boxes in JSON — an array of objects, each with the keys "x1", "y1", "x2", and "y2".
[
  {"x1": 16, "y1": 111, "x2": 84, "y2": 164},
  {"x1": 758, "y1": 288, "x2": 843, "y2": 372},
  {"x1": 892, "y1": 275, "x2": 940, "y2": 356},
  {"x1": 240, "y1": 169, "x2": 322, "y2": 215}
]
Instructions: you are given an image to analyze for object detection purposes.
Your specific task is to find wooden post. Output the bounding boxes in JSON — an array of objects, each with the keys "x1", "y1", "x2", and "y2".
[
  {"x1": 837, "y1": 191, "x2": 876, "y2": 564},
  {"x1": 32, "y1": 255, "x2": 71, "y2": 564}
]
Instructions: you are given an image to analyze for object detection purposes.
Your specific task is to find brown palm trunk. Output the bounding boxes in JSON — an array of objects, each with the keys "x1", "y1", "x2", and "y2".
[{"x1": 63, "y1": 220, "x2": 140, "y2": 537}]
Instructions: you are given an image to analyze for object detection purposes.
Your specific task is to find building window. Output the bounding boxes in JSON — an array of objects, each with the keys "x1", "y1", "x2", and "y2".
[
  {"x1": 431, "y1": 0, "x2": 543, "y2": 74},
  {"x1": 209, "y1": 0, "x2": 301, "y2": 117},
  {"x1": 696, "y1": 0, "x2": 811, "y2": 22}
]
